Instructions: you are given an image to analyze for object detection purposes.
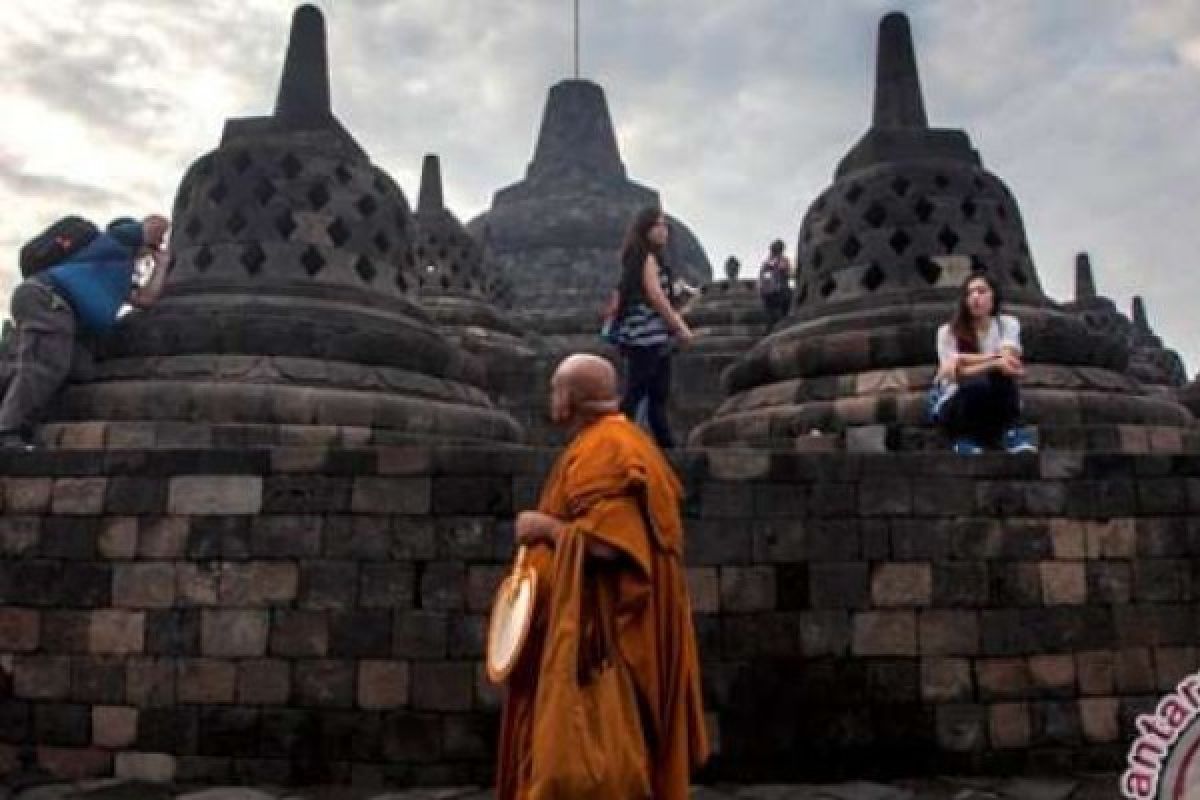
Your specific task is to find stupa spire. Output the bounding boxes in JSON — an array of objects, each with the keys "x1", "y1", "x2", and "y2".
[
  {"x1": 1132, "y1": 296, "x2": 1150, "y2": 332},
  {"x1": 273, "y1": 4, "x2": 332, "y2": 126},
  {"x1": 1074, "y1": 252, "x2": 1097, "y2": 302},
  {"x1": 419, "y1": 154, "x2": 444, "y2": 213},
  {"x1": 872, "y1": 12, "x2": 929, "y2": 129}
]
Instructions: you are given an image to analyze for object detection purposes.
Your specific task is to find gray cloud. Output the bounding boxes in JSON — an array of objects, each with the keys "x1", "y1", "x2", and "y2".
[{"x1": 0, "y1": 0, "x2": 1197, "y2": 376}]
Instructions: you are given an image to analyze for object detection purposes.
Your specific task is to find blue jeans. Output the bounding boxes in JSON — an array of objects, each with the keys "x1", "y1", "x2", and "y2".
[{"x1": 620, "y1": 344, "x2": 674, "y2": 449}]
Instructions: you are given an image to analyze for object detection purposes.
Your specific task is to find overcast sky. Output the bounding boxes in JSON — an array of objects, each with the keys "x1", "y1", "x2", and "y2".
[{"x1": 1, "y1": 0, "x2": 1197, "y2": 374}]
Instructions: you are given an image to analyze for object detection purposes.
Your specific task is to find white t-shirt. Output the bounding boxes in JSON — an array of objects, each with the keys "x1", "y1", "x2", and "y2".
[{"x1": 934, "y1": 313, "x2": 1022, "y2": 401}]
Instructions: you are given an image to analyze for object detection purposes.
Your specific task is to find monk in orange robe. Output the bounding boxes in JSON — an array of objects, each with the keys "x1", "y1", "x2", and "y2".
[{"x1": 495, "y1": 353, "x2": 709, "y2": 800}]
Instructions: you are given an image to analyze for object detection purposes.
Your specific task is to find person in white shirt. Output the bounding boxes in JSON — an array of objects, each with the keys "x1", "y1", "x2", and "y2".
[{"x1": 932, "y1": 272, "x2": 1036, "y2": 454}]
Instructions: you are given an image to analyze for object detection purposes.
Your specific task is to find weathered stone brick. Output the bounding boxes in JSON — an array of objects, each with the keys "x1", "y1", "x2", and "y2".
[
  {"x1": 137, "y1": 517, "x2": 190, "y2": 559},
  {"x1": 852, "y1": 611, "x2": 917, "y2": 656},
  {"x1": 1114, "y1": 648, "x2": 1155, "y2": 693},
  {"x1": 1029, "y1": 699, "x2": 1082, "y2": 746},
  {"x1": 921, "y1": 657, "x2": 972, "y2": 703},
  {"x1": 431, "y1": 477, "x2": 509, "y2": 515},
  {"x1": 808, "y1": 483, "x2": 856, "y2": 517},
  {"x1": 686, "y1": 568, "x2": 719, "y2": 613},
  {"x1": 358, "y1": 660, "x2": 410, "y2": 710},
  {"x1": 1085, "y1": 518, "x2": 1136, "y2": 558},
  {"x1": 936, "y1": 704, "x2": 986, "y2": 752},
  {"x1": 219, "y1": 562, "x2": 299, "y2": 606},
  {"x1": 114, "y1": 752, "x2": 176, "y2": 782},
  {"x1": 298, "y1": 561, "x2": 357, "y2": 610},
  {"x1": 1137, "y1": 518, "x2": 1191, "y2": 557},
  {"x1": 393, "y1": 612, "x2": 448, "y2": 659},
  {"x1": 98, "y1": 518, "x2": 137, "y2": 560},
  {"x1": 806, "y1": 520, "x2": 861, "y2": 561},
  {"x1": 420, "y1": 562, "x2": 465, "y2": 611},
  {"x1": 988, "y1": 702, "x2": 1030, "y2": 749},
  {"x1": 694, "y1": 519, "x2": 754, "y2": 564},
  {"x1": 871, "y1": 563, "x2": 932, "y2": 608},
  {"x1": 976, "y1": 658, "x2": 1029, "y2": 701},
  {"x1": 363, "y1": 563, "x2": 418, "y2": 609},
  {"x1": 145, "y1": 610, "x2": 200, "y2": 656},
  {"x1": 263, "y1": 475, "x2": 351, "y2": 513},
  {"x1": 93, "y1": 706, "x2": 137, "y2": 748},
  {"x1": 860, "y1": 478, "x2": 912, "y2": 516},
  {"x1": 329, "y1": 610, "x2": 392, "y2": 658},
  {"x1": 0, "y1": 516, "x2": 39, "y2": 558},
  {"x1": 0, "y1": 608, "x2": 39, "y2": 651},
  {"x1": 796, "y1": 611, "x2": 852, "y2": 657},
  {"x1": 1048, "y1": 520, "x2": 1085, "y2": 560},
  {"x1": 270, "y1": 610, "x2": 328, "y2": 657},
  {"x1": 197, "y1": 706, "x2": 259, "y2": 757},
  {"x1": 237, "y1": 659, "x2": 289, "y2": 705},
  {"x1": 295, "y1": 660, "x2": 354, "y2": 708},
  {"x1": 250, "y1": 515, "x2": 322, "y2": 558},
  {"x1": 1137, "y1": 478, "x2": 1188, "y2": 514},
  {"x1": 1040, "y1": 561, "x2": 1086, "y2": 605},
  {"x1": 1133, "y1": 559, "x2": 1190, "y2": 603},
  {"x1": 411, "y1": 661, "x2": 475, "y2": 712},
  {"x1": 41, "y1": 610, "x2": 91, "y2": 652},
  {"x1": 201, "y1": 610, "x2": 268, "y2": 657},
  {"x1": 1028, "y1": 654, "x2": 1075, "y2": 697},
  {"x1": 169, "y1": 476, "x2": 263, "y2": 515},
  {"x1": 1154, "y1": 647, "x2": 1198, "y2": 690},
  {"x1": 5, "y1": 478, "x2": 51, "y2": 512},
  {"x1": 114, "y1": 563, "x2": 177, "y2": 609},
  {"x1": 1076, "y1": 650, "x2": 1116, "y2": 696},
  {"x1": 932, "y1": 563, "x2": 989, "y2": 608},
  {"x1": 186, "y1": 517, "x2": 250, "y2": 560},
  {"x1": 39, "y1": 517, "x2": 97, "y2": 560},
  {"x1": 126, "y1": 658, "x2": 175, "y2": 707},
  {"x1": 136, "y1": 706, "x2": 197, "y2": 754},
  {"x1": 324, "y1": 515, "x2": 390, "y2": 560},
  {"x1": 14, "y1": 655, "x2": 70, "y2": 699},
  {"x1": 70, "y1": 656, "x2": 125, "y2": 704},
  {"x1": 89, "y1": 611, "x2": 144, "y2": 655},
  {"x1": 719, "y1": 566, "x2": 776, "y2": 612},
  {"x1": 104, "y1": 478, "x2": 167, "y2": 515},
  {"x1": 177, "y1": 659, "x2": 236, "y2": 704},
  {"x1": 36, "y1": 746, "x2": 111, "y2": 780},
  {"x1": 753, "y1": 483, "x2": 806, "y2": 518},
  {"x1": 50, "y1": 478, "x2": 107, "y2": 515},
  {"x1": 776, "y1": 564, "x2": 810, "y2": 611},
  {"x1": 176, "y1": 563, "x2": 220, "y2": 606},
  {"x1": 809, "y1": 562, "x2": 868, "y2": 609},
  {"x1": 912, "y1": 479, "x2": 973, "y2": 517},
  {"x1": 990, "y1": 563, "x2": 1042, "y2": 607},
  {"x1": 351, "y1": 477, "x2": 433, "y2": 514},
  {"x1": 1086, "y1": 562, "x2": 1131, "y2": 604},
  {"x1": 918, "y1": 610, "x2": 978, "y2": 656},
  {"x1": 1079, "y1": 697, "x2": 1119, "y2": 743},
  {"x1": 393, "y1": 516, "x2": 438, "y2": 560}
]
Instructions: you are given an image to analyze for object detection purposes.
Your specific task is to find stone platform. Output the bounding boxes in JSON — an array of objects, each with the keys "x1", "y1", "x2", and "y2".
[{"x1": 0, "y1": 775, "x2": 1125, "y2": 800}]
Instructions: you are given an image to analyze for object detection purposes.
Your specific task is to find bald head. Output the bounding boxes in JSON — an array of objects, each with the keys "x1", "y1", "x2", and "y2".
[{"x1": 550, "y1": 353, "x2": 619, "y2": 425}]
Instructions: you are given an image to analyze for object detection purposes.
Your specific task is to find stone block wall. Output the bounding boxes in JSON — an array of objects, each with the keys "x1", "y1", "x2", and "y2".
[{"x1": 0, "y1": 447, "x2": 1198, "y2": 784}]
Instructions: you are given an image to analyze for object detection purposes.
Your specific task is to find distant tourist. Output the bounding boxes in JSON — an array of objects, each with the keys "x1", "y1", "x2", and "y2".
[
  {"x1": 607, "y1": 207, "x2": 693, "y2": 449},
  {"x1": 758, "y1": 239, "x2": 793, "y2": 330},
  {"x1": 0, "y1": 214, "x2": 171, "y2": 449},
  {"x1": 930, "y1": 271, "x2": 1036, "y2": 454}
]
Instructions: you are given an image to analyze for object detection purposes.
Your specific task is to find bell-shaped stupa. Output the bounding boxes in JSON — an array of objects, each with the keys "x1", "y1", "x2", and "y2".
[
  {"x1": 690, "y1": 12, "x2": 1192, "y2": 451},
  {"x1": 43, "y1": 5, "x2": 521, "y2": 447}
]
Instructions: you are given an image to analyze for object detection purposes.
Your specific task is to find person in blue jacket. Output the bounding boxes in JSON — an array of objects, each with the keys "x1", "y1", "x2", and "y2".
[{"x1": 0, "y1": 214, "x2": 170, "y2": 448}]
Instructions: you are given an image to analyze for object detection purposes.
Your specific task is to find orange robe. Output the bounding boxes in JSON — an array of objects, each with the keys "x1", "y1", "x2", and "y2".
[{"x1": 496, "y1": 412, "x2": 709, "y2": 800}]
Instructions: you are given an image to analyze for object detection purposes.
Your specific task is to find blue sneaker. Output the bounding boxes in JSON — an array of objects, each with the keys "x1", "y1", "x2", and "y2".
[
  {"x1": 952, "y1": 437, "x2": 984, "y2": 455},
  {"x1": 1003, "y1": 427, "x2": 1037, "y2": 454}
]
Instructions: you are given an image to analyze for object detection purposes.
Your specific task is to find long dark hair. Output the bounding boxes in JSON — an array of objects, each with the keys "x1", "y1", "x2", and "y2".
[
  {"x1": 616, "y1": 207, "x2": 667, "y2": 315},
  {"x1": 950, "y1": 271, "x2": 1002, "y2": 353}
]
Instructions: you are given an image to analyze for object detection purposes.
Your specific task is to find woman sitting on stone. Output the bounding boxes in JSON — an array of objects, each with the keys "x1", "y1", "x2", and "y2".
[
  {"x1": 611, "y1": 207, "x2": 694, "y2": 449},
  {"x1": 932, "y1": 271, "x2": 1036, "y2": 454}
]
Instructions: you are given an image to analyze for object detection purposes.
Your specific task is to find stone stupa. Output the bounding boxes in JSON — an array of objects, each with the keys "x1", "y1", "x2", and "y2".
[
  {"x1": 690, "y1": 12, "x2": 1194, "y2": 451},
  {"x1": 42, "y1": 4, "x2": 521, "y2": 447}
]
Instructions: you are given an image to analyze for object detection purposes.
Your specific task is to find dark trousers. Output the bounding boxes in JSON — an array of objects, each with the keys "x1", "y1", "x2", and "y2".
[
  {"x1": 763, "y1": 289, "x2": 792, "y2": 330},
  {"x1": 620, "y1": 344, "x2": 674, "y2": 449},
  {"x1": 939, "y1": 372, "x2": 1020, "y2": 446},
  {"x1": 0, "y1": 280, "x2": 77, "y2": 436}
]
